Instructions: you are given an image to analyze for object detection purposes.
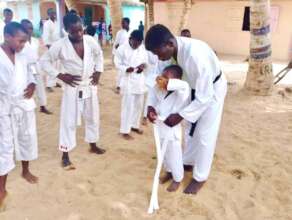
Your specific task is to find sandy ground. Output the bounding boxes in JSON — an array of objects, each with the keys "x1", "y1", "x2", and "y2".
[{"x1": 0, "y1": 48, "x2": 292, "y2": 220}]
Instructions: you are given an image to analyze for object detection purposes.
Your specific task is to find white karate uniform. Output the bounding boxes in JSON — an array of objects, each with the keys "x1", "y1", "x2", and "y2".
[
  {"x1": 40, "y1": 35, "x2": 103, "y2": 152},
  {"x1": 42, "y1": 19, "x2": 61, "y2": 88},
  {"x1": 114, "y1": 42, "x2": 148, "y2": 134},
  {"x1": 0, "y1": 48, "x2": 38, "y2": 176},
  {"x1": 21, "y1": 38, "x2": 47, "y2": 106},
  {"x1": 0, "y1": 20, "x2": 5, "y2": 43},
  {"x1": 150, "y1": 79, "x2": 190, "y2": 182},
  {"x1": 148, "y1": 37, "x2": 227, "y2": 182},
  {"x1": 112, "y1": 29, "x2": 130, "y2": 87}
]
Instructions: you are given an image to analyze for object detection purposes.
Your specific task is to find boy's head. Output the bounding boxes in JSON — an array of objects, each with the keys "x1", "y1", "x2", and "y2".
[
  {"x1": 47, "y1": 8, "x2": 56, "y2": 21},
  {"x1": 162, "y1": 65, "x2": 183, "y2": 80},
  {"x1": 21, "y1": 19, "x2": 33, "y2": 38},
  {"x1": 121, "y1": 17, "x2": 130, "y2": 30},
  {"x1": 68, "y1": 9, "x2": 78, "y2": 15},
  {"x1": 63, "y1": 13, "x2": 83, "y2": 42},
  {"x1": 3, "y1": 8, "x2": 13, "y2": 24},
  {"x1": 145, "y1": 24, "x2": 176, "y2": 61},
  {"x1": 129, "y1": 30, "x2": 143, "y2": 49},
  {"x1": 4, "y1": 22, "x2": 28, "y2": 52},
  {"x1": 86, "y1": 25, "x2": 96, "y2": 37},
  {"x1": 181, "y1": 29, "x2": 191, "y2": 38}
]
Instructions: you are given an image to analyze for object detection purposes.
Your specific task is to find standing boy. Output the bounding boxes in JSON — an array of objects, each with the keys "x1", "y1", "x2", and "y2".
[
  {"x1": 40, "y1": 13, "x2": 105, "y2": 170},
  {"x1": 114, "y1": 30, "x2": 148, "y2": 140}
]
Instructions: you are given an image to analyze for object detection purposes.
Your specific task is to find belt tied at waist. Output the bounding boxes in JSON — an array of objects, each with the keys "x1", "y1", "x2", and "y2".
[{"x1": 189, "y1": 71, "x2": 222, "y2": 137}]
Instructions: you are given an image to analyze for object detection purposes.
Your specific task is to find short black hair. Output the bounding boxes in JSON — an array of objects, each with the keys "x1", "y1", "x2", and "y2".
[
  {"x1": 68, "y1": 9, "x2": 77, "y2": 14},
  {"x1": 130, "y1": 30, "x2": 143, "y2": 42},
  {"x1": 122, "y1": 17, "x2": 130, "y2": 24},
  {"x1": 20, "y1": 19, "x2": 32, "y2": 26},
  {"x1": 145, "y1": 24, "x2": 174, "y2": 51},
  {"x1": 86, "y1": 25, "x2": 96, "y2": 36},
  {"x1": 164, "y1": 65, "x2": 183, "y2": 79},
  {"x1": 4, "y1": 22, "x2": 27, "y2": 36},
  {"x1": 63, "y1": 13, "x2": 82, "y2": 30},
  {"x1": 181, "y1": 29, "x2": 190, "y2": 34},
  {"x1": 3, "y1": 8, "x2": 13, "y2": 14}
]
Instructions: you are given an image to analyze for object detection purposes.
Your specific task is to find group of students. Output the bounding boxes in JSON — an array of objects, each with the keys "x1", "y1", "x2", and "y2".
[{"x1": 0, "y1": 8, "x2": 227, "y2": 210}]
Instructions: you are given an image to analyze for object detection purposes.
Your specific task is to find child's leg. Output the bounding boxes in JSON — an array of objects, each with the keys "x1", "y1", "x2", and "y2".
[
  {"x1": 84, "y1": 95, "x2": 105, "y2": 154},
  {"x1": 120, "y1": 93, "x2": 134, "y2": 139},
  {"x1": 142, "y1": 93, "x2": 148, "y2": 125},
  {"x1": 130, "y1": 94, "x2": 144, "y2": 134},
  {"x1": 0, "y1": 116, "x2": 14, "y2": 204},
  {"x1": 165, "y1": 139, "x2": 184, "y2": 192},
  {"x1": 15, "y1": 111, "x2": 38, "y2": 184}
]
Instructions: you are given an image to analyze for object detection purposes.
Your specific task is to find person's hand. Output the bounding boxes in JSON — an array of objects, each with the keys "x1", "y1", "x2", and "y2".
[
  {"x1": 24, "y1": 83, "x2": 36, "y2": 99},
  {"x1": 126, "y1": 67, "x2": 135, "y2": 73},
  {"x1": 46, "y1": 45, "x2": 50, "y2": 49},
  {"x1": 156, "y1": 76, "x2": 168, "y2": 90},
  {"x1": 90, "y1": 72, "x2": 101, "y2": 85},
  {"x1": 115, "y1": 44, "x2": 119, "y2": 49},
  {"x1": 57, "y1": 73, "x2": 81, "y2": 87},
  {"x1": 147, "y1": 106, "x2": 157, "y2": 123},
  {"x1": 164, "y1": 113, "x2": 183, "y2": 127},
  {"x1": 136, "y1": 63, "x2": 146, "y2": 73}
]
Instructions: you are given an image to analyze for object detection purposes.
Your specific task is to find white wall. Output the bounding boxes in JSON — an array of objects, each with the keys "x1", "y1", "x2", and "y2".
[{"x1": 154, "y1": 0, "x2": 292, "y2": 61}]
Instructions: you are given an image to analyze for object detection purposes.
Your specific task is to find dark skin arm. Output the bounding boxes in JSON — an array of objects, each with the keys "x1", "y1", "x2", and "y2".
[
  {"x1": 24, "y1": 83, "x2": 36, "y2": 99},
  {"x1": 164, "y1": 113, "x2": 184, "y2": 127},
  {"x1": 90, "y1": 71, "x2": 102, "y2": 85},
  {"x1": 147, "y1": 106, "x2": 157, "y2": 123},
  {"x1": 126, "y1": 67, "x2": 135, "y2": 73},
  {"x1": 136, "y1": 63, "x2": 146, "y2": 74},
  {"x1": 57, "y1": 73, "x2": 81, "y2": 87},
  {"x1": 115, "y1": 44, "x2": 119, "y2": 49}
]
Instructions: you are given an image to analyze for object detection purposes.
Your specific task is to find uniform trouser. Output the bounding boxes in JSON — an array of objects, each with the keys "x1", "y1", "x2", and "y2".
[
  {"x1": 116, "y1": 70, "x2": 122, "y2": 88},
  {"x1": 0, "y1": 111, "x2": 38, "y2": 176},
  {"x1": 183, "y1": 81, "x2": 227, "y2": 182},
  {"x1": 120, "y1": 93, "x2": 144, "y2": 134},
  {"x1": 46, "y1": 60, "x2": 60, "y2": 88},
  {"x1": 143, "y1": 93, "x2": 148, "y2": 118},
  {"x1": 35, "y1": 74, "x2": 47, "y2": 106},
  {"x1": 59, "y1": 89, "x2": 99, "y2": 152},
  {"x1": 162, "y1": 138, "x2": 184, "y2": 182}
]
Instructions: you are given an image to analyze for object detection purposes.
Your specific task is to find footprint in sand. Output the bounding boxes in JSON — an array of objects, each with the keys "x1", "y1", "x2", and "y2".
[{"x1": 230, "y1": 169, "x2": 246, "y2": 180}]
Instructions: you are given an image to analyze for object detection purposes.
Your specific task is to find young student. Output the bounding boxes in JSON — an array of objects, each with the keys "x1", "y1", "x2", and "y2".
[
  {"x1": 0, "y1": 22, "x2": 39, "y2": 208},
  {"x1": 85, "y1": 25, "x2": 99, "y2": 44},
  {"x1": 0, "y1": 8, "x2": 13, "y2": 43},
  {"x1": 114, "y1": 30, "x2": 148, "y2": 140},
  {"x1": 112, "y1": 17, "x2": 130, "y2": 94},
  {"x1": 40, "y1": 13, "x2": 105, "y2": 170},
  {"x1": 180, "y1": 29, "x2": 191, "y2": 38},
  {"x1": 42, "y1": 8, "x2": 61, "y2": 92},
  {"x1": 21, "y1": 19, "x2": 52, "y2": 114},
  {"x1": 150, "y1": 65, "x2": 190, "y2": 192},
  {"x1": 145, "y1": 24, "x2": 227, "y2": 194}
]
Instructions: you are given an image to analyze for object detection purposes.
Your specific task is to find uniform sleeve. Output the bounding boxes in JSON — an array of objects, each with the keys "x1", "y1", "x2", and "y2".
[
  {"x1": 167, "y1": 79, "x2": 189, "y2": 91},
  {"x1": 39, "y1": 41, "x2": 61, "y2": 78},
  {"x1": 91, "y1": 38, "x2": 104, "y2": 73},
  {"x1": 27, "y1": 62, "x2": 37, "y2": 84},
  {"x1": 114, "y1": 46, "x2": 128, "y2": 73},
  {"x1": 42, "y1": 22, "x2": 50, "y2": 46},
  {"x1": 114, "y1": 31, "x2": 121, "y2": 47},
  {"x1": 179, "y1": 57, "x2": 214, "y2": 123},
  {"x1": 147, "y1": 85, "x2": 160, "y2": 109}
]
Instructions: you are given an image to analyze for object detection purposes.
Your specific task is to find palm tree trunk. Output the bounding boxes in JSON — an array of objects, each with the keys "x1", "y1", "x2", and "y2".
[
  {"x1": 244, "y1": 0, "x2": 273, "y2": 95},
  {"x1": 108, "y1": 0, "x2": 123, "y2": 36},
  {"x1": 64, "y1": 0, "x2": 78, "y2": 10},
  {"x1": 148, "y1": 0, "x2": 154, "y2": 27},
  {"x1": 178, "y1": 0, "x2": 193, "y2": 33}
]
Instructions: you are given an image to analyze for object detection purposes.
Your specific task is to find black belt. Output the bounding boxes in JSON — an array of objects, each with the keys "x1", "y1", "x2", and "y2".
[{"x1": 189, "y1": 71, "x2": 222, "y2": 137}]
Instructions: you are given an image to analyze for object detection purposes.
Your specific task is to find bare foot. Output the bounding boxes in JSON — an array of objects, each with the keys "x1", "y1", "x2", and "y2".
[
  {"x1": 142, "y1": 117, "x2": 148, "y2": 126},
  {"x1": 167, "y1": 181, "x2": 180, "y2": 192},
  {"x1": 121, "y1": 133, "x2": 134, "y2": 140},
  {"x1": 131, "y1": 128, "x2": 143, "y2": 135},
  {"x1": 159, "y1": 172, "x2": 172, "y2": 184},
  {"x1": 0, "y1": 191, "x2": 8, "y2": 212},
  {"x1": 62, "y1": 158, "x2": 76, "y2": 171},
  {"x1": 55, "y1": 83, "x2": 62, "y2": 88},
  {"x1": 40, "y1": 106, "x2": 53, "y2": 115},
  {"x1": 89, "y1": 143, "x2": 106, "y2": 154},
  {"x1": 115, "y1": 87, "x2": 120, "y2": 94},
  {"x1": 183, "y1": 164, "x2": 193, "y2": 172},
  {"x1": 183, "y1": 179, "x2": 205, "y2": 194},
  {"x1": 22, "y1": 171, "x2": 39, "y2": 184}
]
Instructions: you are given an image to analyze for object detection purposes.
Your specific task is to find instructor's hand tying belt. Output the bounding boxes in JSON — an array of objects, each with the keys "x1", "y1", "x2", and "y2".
[
  {"x1": 164, "y1": 113, "x2": 183, "y2": 127},
  {"x1": 147, "y1": 106, "x2": 157, "y2": 123},
  {"x1": 24, "y1": 83, "x2": 36, "y2": 99},
  {"x1": 57, "y1": 73, "x2": 81, "y2": 87}
]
